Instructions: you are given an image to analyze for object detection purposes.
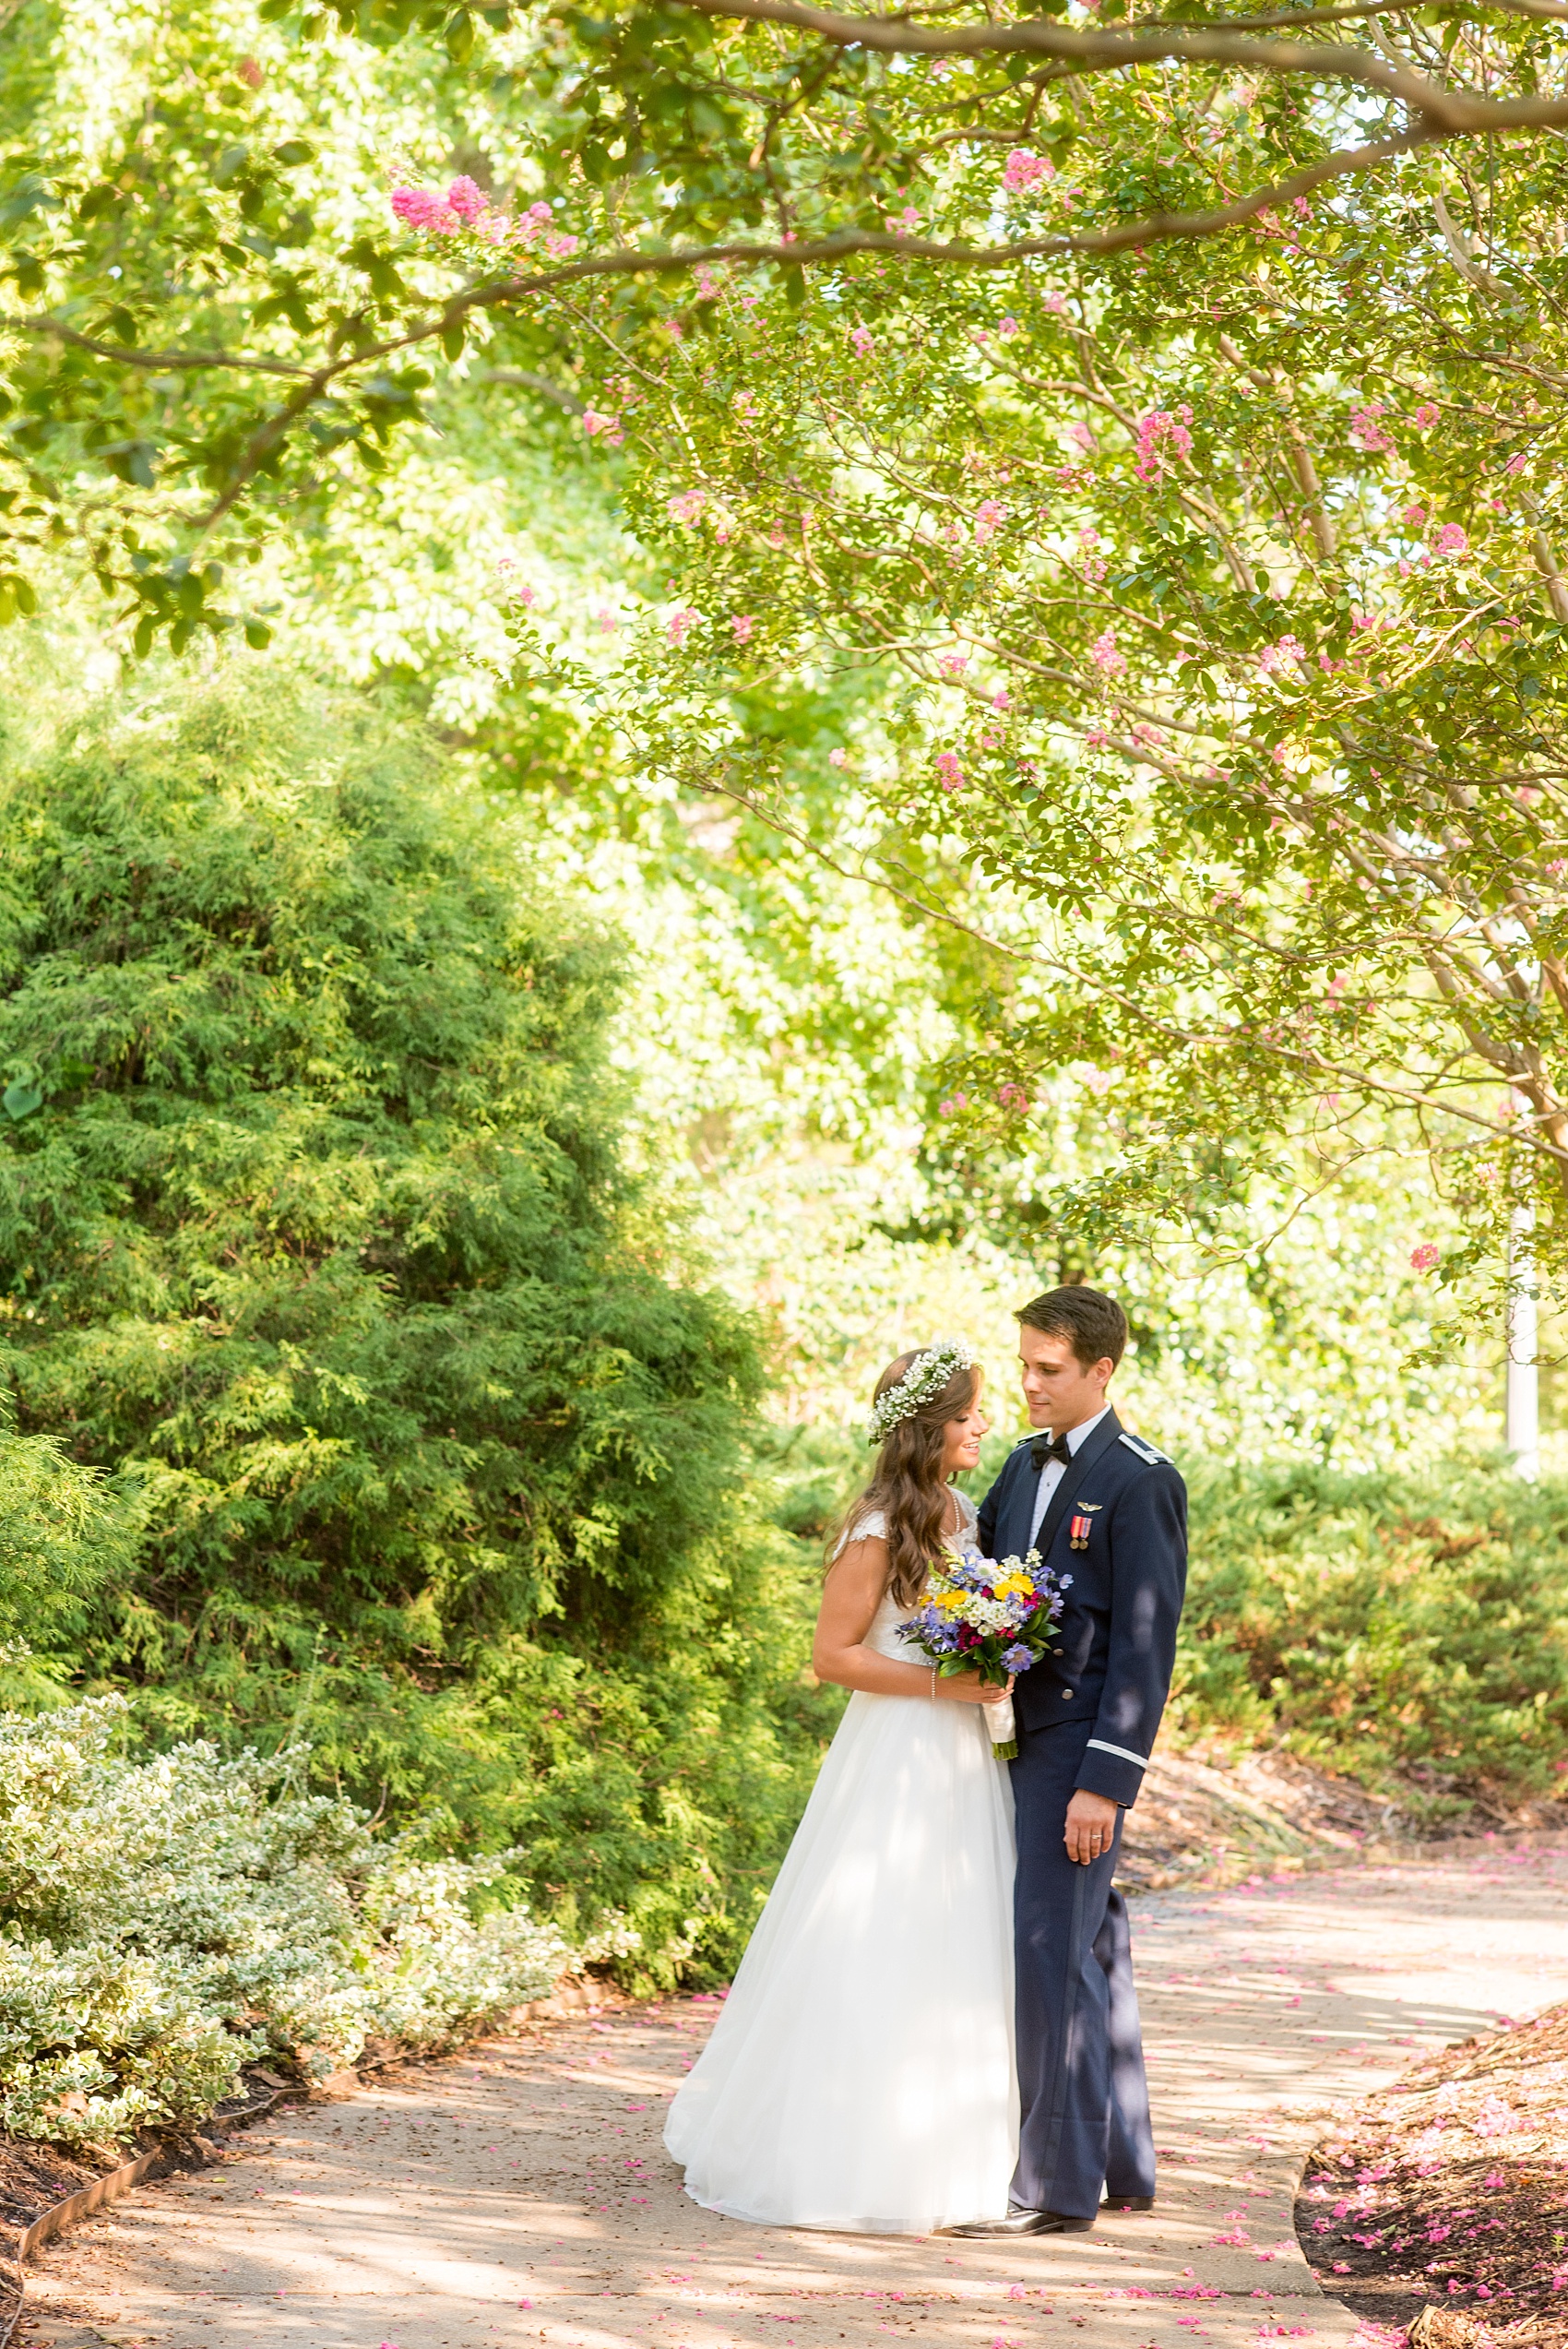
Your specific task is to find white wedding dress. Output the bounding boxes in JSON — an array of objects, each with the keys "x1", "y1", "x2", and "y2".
[{"x1": 665, "y1": 1494, "x2": 1017, "y2": 2234}]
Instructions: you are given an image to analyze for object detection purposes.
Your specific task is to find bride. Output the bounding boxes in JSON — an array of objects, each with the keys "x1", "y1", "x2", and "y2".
[{"x1": 664, "y1": 1339, "x2": 1017, "y2": 2235}]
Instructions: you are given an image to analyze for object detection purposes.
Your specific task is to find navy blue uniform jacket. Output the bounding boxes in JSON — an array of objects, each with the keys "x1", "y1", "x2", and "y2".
[{"x1": 975, "y1": 1409, "x2": 1187, "y2": 1808}]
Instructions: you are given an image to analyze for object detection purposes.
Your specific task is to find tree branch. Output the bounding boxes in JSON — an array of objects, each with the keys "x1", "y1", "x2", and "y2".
[
  {"x1": 673, "y1": 0, "x2": 1568, "y2": 135},
  {"x1": 10, "y1": 314, "x2": 314, "y2": 379}
]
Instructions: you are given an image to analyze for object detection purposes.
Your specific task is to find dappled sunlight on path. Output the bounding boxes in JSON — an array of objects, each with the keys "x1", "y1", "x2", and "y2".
[{"x1": 24, "y1": 1837, "x2": 1568, "y2": 2349}]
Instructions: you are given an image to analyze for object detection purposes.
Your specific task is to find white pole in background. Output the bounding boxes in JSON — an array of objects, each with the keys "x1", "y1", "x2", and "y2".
[{"x1": 1507, "y1": 1196, "x2": 1539, "y2": 1482}]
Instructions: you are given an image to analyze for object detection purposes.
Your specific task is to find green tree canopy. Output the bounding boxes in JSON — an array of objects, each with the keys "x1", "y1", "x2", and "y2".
[{"x1": 6, "y1": 0, "x2": 1567, "y2": 1311}]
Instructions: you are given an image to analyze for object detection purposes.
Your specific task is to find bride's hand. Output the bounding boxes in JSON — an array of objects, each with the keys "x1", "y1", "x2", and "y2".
[{"x1": 941, "y1": 1674, "x2": 1016, "y2": 1705}]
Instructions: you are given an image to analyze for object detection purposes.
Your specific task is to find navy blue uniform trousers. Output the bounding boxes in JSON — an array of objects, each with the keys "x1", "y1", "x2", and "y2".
[{"x1": 1009, "y1": 1720, "x2": 1157, "y2": 2219}]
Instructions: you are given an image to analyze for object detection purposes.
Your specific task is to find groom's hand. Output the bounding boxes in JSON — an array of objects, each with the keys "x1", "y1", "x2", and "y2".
[{"x1": 1063, "y1": 1789, "x2": 1120, "y2": 1866}]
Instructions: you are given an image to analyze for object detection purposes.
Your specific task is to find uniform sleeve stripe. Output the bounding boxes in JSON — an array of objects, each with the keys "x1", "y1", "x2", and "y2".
[{"x1": 1086, "y1": 1737, "x2": 1149, "y2": 1771}]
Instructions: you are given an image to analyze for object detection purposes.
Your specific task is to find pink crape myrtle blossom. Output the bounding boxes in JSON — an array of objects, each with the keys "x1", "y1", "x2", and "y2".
[
  {"x1": 937, "y1": 1091, "x2": 968, "y2": 1115},
  {"x1": 939, "y1": 651, "x2": 969, "y2": 679},
  {"x1": 850, "y1": 324, "x2": 874, "y2": 358},
  {"x1": 513, "y1": 200, "x2": 555, "y2": 246},
  {"x1": 392, "y1": 175, "x2": 534, "y2": 242},
  {"x1": 1044, "y1": 289, "x2": 1068, "y2": 313},
  {"x1": 1257, "y1": 635, "x2": 1306, "y2": 674},
  {"x1": 731, "y1": 614, "x2": 755, "y2": 643},
  {"x1": 1348, "y1": 402, "x2": 1394, "y2": 455},
  {"x1": 495, "y1": 564, "x2": 536, "y2": 610},
  {"x1": 885, "y1": 205, "x2": 921, "y2": 234},
  {"x1": 828, "y1": 748, "x2": 849, "y2": 769},
  {"x1": 997, "y1": 1083, "x2": 1030, "y2": 1113},
  {"x1": 997, "y1": 315, "x2": 1021, "y2": 339},
  {"x1": 666, "y1": 607, "x2": 700, "y2": 646},
  {"x1": 446, "y1": 175, "x2": 487, "y2": 221},
  {"x1": 668, "y1": 488, "x2": 707, "y2": 526},
  {"x1": 1134, "y1": 406, "x2": 1193, "y2": 484},
  {"x1": 934, "y1": 749, "x2": 966, "y2": 791},
  {"x1": 1066, "y1": 420, "x2": 1097, "y2": 454},
  {"x1": 1090, "y1": 627, "x2": 1125, "y2": 675},
  {"x1": 992, "y1": 689, "x2": 1012, "y2": 711},
  {"x1": 1003, "y1": 149, "x2": 1054, "y2": 193},
  {"x1": 1432, "y1": 522, "x2": 1468, "y2": 555},
  {"x1": 974, "y1": 498, "x2": 1006, "y2": 545},
  {"x1": 391, "y1": 185, "x2": 458, "y2": 234},
  {"x1": 1411, "y1": 400, "x2": 1440, "y2": 428},
  {"x1": 1504, "y1": 451, "x2": 1529, "y2": 476},
  {"x1": 581, "y1": 410, "x2": 623, "y2": 445},
  {"x1": 1410, "y1": 1244, "x2": 1441, "y2": 1273}
]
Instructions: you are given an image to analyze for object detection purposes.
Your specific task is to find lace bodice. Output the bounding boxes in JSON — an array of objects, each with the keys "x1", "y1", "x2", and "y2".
[{"x1": 837, "y1": 1492, "x2": 980, "y2": 1662}]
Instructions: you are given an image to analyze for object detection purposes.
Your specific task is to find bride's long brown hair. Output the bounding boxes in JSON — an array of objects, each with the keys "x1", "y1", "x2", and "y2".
[{"x1": 829, "y1": 1351, "x2": 980, "y2": 1606}]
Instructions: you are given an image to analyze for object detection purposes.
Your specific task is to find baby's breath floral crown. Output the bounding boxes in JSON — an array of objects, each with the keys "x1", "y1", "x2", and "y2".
[{"x1": 866, "y1": 1338, "x2": 976, "y2": 1445}]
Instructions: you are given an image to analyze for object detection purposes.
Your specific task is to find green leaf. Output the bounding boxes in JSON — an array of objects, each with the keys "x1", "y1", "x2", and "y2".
[
  {"x1": 3, "y1": 1081, "x2": 42, "y2": 1121},
  {"x1": 445, "y1": 7, "x2": 476, "y2": 60},
  {"x1": 271, "y1": 139, "x2": 316, "y2": 166}
]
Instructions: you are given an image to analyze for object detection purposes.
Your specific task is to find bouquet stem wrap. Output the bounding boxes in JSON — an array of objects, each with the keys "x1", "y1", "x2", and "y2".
[{"x1": 986, "y1": 1691, "x2": 1018, "y2": 1762}]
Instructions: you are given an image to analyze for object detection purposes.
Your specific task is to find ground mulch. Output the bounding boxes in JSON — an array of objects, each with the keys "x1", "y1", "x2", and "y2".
[
  {"x1": 1295, "y1": 1999, "x2": 1568, "y2": 2346},
  {"x1": 0, "y1": 2138, "x2": 116, "y2": 2341},
  {"x1": 0, "y1": 2138, "x2": 111, "y2": 2246}
]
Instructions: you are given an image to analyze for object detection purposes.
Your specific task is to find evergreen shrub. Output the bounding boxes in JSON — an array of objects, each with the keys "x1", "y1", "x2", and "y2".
[
  {"x1": 0, "y1": 674, "x2": 828, "y2": 1982},
  {"x1": 1174, "y1": 1458, "x2": 1568, "y2": 1815}
]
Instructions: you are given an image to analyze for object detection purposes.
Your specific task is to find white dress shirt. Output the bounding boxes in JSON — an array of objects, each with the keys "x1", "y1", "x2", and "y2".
[{"x1": 1027, "y1": 1404, "x2": 1112, "y2": 1550}]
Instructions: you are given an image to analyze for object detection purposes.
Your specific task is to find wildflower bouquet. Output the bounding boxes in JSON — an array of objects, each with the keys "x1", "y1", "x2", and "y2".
[{"x1": 897, "y1": 1548, "x2": 1071, "y2": 1759}]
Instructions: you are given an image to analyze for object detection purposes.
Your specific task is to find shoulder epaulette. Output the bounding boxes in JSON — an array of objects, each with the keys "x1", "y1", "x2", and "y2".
[
  {"x1": 1009, "y1": 1434, "x2": 1037, "y2": 1456},
  {"x1": 1118, "y1": 1431, "x2": 1171, "y2": 1465}
]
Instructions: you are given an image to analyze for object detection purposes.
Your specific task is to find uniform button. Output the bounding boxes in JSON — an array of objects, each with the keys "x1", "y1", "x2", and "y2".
[{"x1": 1062, "y1": 1688, "x2": 1073, "y2": 1699}]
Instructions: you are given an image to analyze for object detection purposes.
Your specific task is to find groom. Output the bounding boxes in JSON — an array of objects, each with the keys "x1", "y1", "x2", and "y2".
[{"x1": 948, "y1": 1286, "x2": 1187, "y2": 2237}]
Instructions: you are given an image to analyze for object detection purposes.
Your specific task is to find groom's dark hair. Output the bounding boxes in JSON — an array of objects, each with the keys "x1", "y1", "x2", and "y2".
[{"x1": 1017, "y1": 1285, "x2": 1128, "y2": 1369}]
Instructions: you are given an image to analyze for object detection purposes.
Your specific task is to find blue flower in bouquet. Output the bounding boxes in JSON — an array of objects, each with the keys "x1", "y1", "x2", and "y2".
[{"x1": 1001, "y1": 1643, "x2": 1034, "y2": 1674}]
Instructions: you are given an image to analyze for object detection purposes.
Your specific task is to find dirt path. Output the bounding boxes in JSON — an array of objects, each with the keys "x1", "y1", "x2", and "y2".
[{"x1": 22, "y1": 1839, "x2": 1568, "y2": 2349}]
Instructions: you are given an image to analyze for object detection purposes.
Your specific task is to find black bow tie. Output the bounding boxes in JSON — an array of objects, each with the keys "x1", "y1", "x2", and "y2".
[{"x1": 1030, "y1": 1430, "x2": 1073, "y2": 1470}]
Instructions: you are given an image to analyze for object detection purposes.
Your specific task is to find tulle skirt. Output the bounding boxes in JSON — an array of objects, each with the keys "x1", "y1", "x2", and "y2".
[{"x1": 664, "y1": 1684, "x2": 1017, "y2": 2234}]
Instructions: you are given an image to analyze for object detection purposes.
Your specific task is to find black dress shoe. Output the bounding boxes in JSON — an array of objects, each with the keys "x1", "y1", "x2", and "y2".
[
  {"x1": 1102, "y1": 2194, "x2": 1155, "y2": 2212},
  {"x1": 939, "y1": 2208, "x2": 1095, "y2": 2237}
]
